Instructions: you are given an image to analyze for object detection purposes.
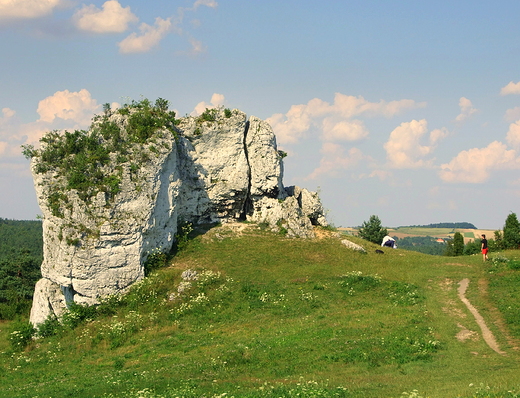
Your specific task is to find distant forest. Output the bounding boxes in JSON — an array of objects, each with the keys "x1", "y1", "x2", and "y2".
[
  {"x1": 398, "y1": 222, "x2": 477, "y2": 229},
  {"x1": 395, "y1": 236, "x2": 446, "y2": 255},
  {"x1": 0, "y1": 218, "x2": 43, "y2": 319}
]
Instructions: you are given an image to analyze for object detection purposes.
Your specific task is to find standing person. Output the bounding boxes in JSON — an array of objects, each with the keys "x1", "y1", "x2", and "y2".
[{"x1": 481, "y1": 234, "x2": 488, "y2": 262}]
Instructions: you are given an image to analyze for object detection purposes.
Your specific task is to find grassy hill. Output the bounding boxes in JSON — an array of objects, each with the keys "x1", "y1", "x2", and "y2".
[{"x1": 1, "y1": 224, "x2": 519, "y2": 398}]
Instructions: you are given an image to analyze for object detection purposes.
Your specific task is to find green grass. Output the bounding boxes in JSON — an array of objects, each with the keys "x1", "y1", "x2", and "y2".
[{"x1": 1, "y1": 226, "x2": 519, "y2": 398}]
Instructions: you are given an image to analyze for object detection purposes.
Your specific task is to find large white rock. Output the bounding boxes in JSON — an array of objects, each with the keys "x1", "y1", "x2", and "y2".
[
  {"x1": 29, "y1": 107, "x2": 328, "y2": 325},
  {"x1": 175, "y1": 110, "x2": 250, "y2": 222}
]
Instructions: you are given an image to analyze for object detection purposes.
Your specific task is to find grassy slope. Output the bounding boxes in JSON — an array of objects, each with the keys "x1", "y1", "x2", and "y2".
[{"x1": 1, "y1": 225, "x2": 519, "y2": 398}]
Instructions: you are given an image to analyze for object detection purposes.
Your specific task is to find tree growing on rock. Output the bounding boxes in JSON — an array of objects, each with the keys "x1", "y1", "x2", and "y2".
[
  {"x1": 358, "y1": 215, "x2": 387, "y2": 244},
  {"x1": 503, "y1": 212, "x2": 520, "y2": 249}
]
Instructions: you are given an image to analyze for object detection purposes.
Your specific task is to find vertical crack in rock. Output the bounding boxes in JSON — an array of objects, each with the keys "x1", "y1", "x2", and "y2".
[{"x1": 240, "y1": 119, "x2": 253, "y2": 220}]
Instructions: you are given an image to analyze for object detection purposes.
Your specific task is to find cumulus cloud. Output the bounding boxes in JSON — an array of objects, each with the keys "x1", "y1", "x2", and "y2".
[
  {"x1": 0, "y1": 0, "x2": 66, "y2": 20},
  {"x1": 306, "y1": 143, "x2": 366, "y2": 180},
  {"x1": 504, "y1": 107, "x2": 520, "y2": 122},
  {"x1": 267, "y1": 93, "x2": 425, "y2": 145},
  {"x1": 1, "y1": 107, "x2": 15, "y2": 121},
  {"x1": 73, "y1": 0, "x2": 138, "y2": 33},
  {"x1": 500, "y1": 81, "x2": 520, "y2": 95},
  {"x1": 506, "y1": 121, "x2": 520, "y2": 149},
  {"x1": 429, "y1": 127, "x2": 449, "y2": 145},
  {"x1": 332, "y1": 94, "x2": 423, "y2": 118},
  {"x1": 455, "y1": 97, "x2": 477, "y2": 122},
  {"x1": 116, "y1": 0, "x2": 217, "y2": 54},
  {"x1": 37, "y1": 89, "x2": 100, "y2": 125},
  {"x1": 191, "y1": 93, "x2": 226, "y2": 116},
  {"x1": 118, "y1": 17, "x2": 171, "y2": 53},
  {"x1": 439, "y1": 141, "x2": 520, "y2": 183},
  {"x1": 384, "y1": 119, "x2": 446, "y2": 169},
  {"x1": 321, "y1": 118, "x2": 369, "y2": 142}
]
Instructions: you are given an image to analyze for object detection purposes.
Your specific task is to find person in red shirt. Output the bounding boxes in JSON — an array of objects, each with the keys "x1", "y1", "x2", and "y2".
[{"x1": 481, "y1": 234, "x2": 488, "y2": 262}]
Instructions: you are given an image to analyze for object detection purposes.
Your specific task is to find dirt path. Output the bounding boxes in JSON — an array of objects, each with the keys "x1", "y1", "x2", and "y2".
[{"x1": 457, "y1": 278, "x2": 506, "y2": 355}]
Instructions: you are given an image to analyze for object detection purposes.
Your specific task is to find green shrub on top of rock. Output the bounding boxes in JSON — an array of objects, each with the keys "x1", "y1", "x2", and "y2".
[{"x1": 22, "y1": 98, "x2": 179, "y2": 214}]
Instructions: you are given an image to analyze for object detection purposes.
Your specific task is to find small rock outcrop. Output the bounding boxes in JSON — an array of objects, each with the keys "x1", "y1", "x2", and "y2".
[
  {"x1": 341, "y1": 239, "x2": 367, "y2": 253},
  {"x1": 27, "y1": 102, "x2": 327, "y2": 325}
]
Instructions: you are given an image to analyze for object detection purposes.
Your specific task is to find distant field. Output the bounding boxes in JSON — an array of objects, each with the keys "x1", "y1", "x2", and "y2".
[
  {"x1": 389, "y1": 227, "x2": 454, "y2": 237},
  {"x1": 341, "y1": 226, "x2": 496, "y2": 243}
]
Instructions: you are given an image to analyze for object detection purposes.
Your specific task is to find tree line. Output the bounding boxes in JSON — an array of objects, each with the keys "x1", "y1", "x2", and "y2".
[
  {"x1": 398, "y1": 222, "x2": 477, "y2": 229},
  {"x1": 0, "y1": 218, "x2": 43, "y2": 319}
]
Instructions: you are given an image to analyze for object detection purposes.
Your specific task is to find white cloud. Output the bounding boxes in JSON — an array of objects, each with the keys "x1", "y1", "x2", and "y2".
[
  {"x1": 368, "y1": 169, "x2": 393, "y2": 181},
  {"x1": 0, "y1": 90, "x2": 102, "y2": 161},
  {"x1": 116, "y1": 0, "x2": 217, "y2": 55},
  {"x1": 321, "y1": 118, "x2": 369, "y2": 142},
  {"x1": 178, "y1": 36, "x2": 206, "y2": 56},
  {"x1": 118, "y1": 17, "x2": 171, "y2": 53},
  {"x1": 74, "y1": 0, "x2": 138, "y2": 33},
  {"x1": 191, "y1": 93, "x2": 226, "y2": 116},
  {"x1": 306, "y1": 143, "x2": 366, "y2": 180},
  {"x1": 0, "y1": 0, "x2": 66, "y2": 20},
  {"x1": 0, "y1": 141, "x2": 7, "y2": 156},
  {"x1": 455, "y1": 97, "x2": 477, "y2": 122},
  {"x1": 193, "y1": 0, "x2": 218, "y2": 9},
  {"x1": 189, "y1": 37, "x2": 205, "y2": 54},
  {"x1": 429, "y1": 127, "x2": 449, "y2": 145},
  {"x1": 1, "y1": 107, "x2": 15, "y2": 121},
  {"x1": 332, "y1": 94, "x2": 424, "y2": 118},
  {"x1": 504, "y1": 107, "x2": 520, "y2": 122},
  {"x1": 384, "y1": 119, "x2": 443, "y2": 169},
  {"x1": 268, "y1": 93, "x2": 425, "y2": 145},
  {"x1": 37, "y1": 88, "x2": 100, "y2": 125},
  {"x1": 500, "y1": 81, "x2": 520, "y2": 96},
  {"x1": 506, "y1": 121, "x2": 520, "y2": 149},
  {"x1": 439, "y1": 141, "x2": 520, "y2": 183},
  {"x1": 267, "y1": 104, "x2": 315, "y2": 144}
]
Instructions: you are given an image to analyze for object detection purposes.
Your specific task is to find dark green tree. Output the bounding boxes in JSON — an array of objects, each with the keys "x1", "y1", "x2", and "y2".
[
  {"x1": 453, "y1": 232, "x2": 464, "y2": 256},
  {"x1": 464, "y1": 239, "x2": 482, "y2": 255},
  {"x1": 503, "y1": 212, "x2": 520, "y2": 249},
  {"x1": 494, "y1": 230, "x2": 504, "y2": 250},
  {"x1": 358, "y1": 215, "x2": 388, "y2": 244}
]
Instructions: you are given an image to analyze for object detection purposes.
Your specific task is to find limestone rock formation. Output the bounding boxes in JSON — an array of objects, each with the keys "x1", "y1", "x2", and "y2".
[{"x1": 28, "y1": 102, "x2": 327, "y2": 325}]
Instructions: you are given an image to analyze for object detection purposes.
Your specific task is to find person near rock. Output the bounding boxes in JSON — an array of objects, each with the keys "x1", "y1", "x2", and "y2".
[
  {"x1": 381, "y1": 235, "x2": 397, "y2": 249},
  {"x1": 481, "y1": 234, "x2": 488, "y2": 262}
]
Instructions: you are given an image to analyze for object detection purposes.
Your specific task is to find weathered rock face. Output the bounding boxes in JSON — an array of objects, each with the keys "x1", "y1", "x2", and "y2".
[{"x1": 29, "y1": 106, "x2": 327, "y2": 325}]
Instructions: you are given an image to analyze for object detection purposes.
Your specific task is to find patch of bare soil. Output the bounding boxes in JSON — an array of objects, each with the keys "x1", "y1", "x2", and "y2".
[
  {"x1": 314, "y1": 228, "x2": 342, "y2": 240},
  {"x1": 456, "y1": 323, "x2": 479, "y2": 342},
  {"x1": 439, "y1": 279, "x2": 468, "y2": 320},
  {"x1": 457, "y1": 278, "x2": 506, "y2": 355},
  {"x1": 199, "y1": 222, "x2": 254, "y2": 242}
]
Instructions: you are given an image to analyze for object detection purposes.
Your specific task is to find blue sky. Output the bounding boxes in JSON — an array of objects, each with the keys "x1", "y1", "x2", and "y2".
[{"x1": 1, "y1": 0, "x2": 520, "y2": 229}]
